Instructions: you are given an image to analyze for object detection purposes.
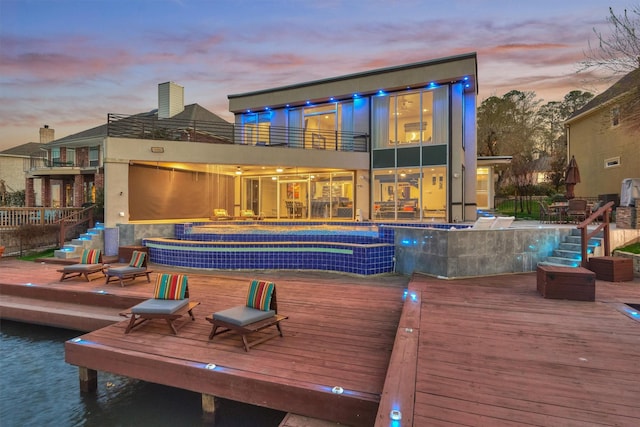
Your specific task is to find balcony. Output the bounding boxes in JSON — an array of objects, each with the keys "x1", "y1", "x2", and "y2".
[
  {"x1": 107, "y1": 113, "x2": 369, "y2": 152},
  {"x1": 25, "y1": 157, "x2": 99, "y2": 176}
]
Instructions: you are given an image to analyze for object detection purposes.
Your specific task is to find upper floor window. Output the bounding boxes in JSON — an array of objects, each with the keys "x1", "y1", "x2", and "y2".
[
  {"x1": 66, "y1": 148, "x2": 75, "y2": 166},
  {"x1": 89, "y1": 147, "x2": 99, "y2": 167},
  {"x1": 50, "y1": 147, "x2": 60, "y2": 164},
  {"x1": 372, "y1": 86, "x2": 449, "y2": 149},
  {"x1": 611, "y1": 106, "x2": 620, "y2": 127},
  {"x1": 241, "y1": 112, "x2": 271, "y2": 145}
]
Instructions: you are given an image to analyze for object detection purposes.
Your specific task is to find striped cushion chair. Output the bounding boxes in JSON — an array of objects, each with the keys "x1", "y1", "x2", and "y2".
[
  {"x1": 58, "y1": 249, "x2": 105, "y2": 282},
  {"x1": 104, "y1": 250, "x2": 151, "y2": 287},
  {"x1": 206, "y1": 279, "x2": 288, "y2": 351},
  {"x1": 122, "y1": 273, "x2": 199, "y2": 335}
]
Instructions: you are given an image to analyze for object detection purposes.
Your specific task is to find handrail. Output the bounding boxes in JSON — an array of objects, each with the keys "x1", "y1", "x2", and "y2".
[
  {"x1": 56, "y1": 205, "x2": 95, "y2": 248},
  {"x1": 577, "y1": 201, "x2": 614, "y2": 268}
]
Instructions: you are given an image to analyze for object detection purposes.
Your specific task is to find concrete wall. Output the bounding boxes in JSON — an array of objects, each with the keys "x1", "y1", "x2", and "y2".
[
  {"x1": 117, "y1": 223, "x2": 175, "y2": 247},
  {"x1": 394, "y1": 226, "x2": 571, "y2": 278}
]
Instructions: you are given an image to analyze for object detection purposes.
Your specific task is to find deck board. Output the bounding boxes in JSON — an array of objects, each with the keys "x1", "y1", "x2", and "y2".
[
  {"x1": 2, "y1": 258, "x2": 639, "y2": 426},
  {"x1": 410, "y1": 273, "x2": 640, "y2": 427}
]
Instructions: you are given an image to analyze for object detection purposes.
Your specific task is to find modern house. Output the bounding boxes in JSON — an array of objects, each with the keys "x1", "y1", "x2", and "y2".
[
  {"x1": 26, "y1": 53, "x2": 479, "y2": 226},
  {"x1": 565, "y1": 67, "x2": 640, "y2": 201}
]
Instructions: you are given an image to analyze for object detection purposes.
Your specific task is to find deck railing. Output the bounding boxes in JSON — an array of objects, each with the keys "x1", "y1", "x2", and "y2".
[
  {"x1": 0, "y1": 207, "x2": 83, "y2": 229},
  {"x1": 577, "y1": 201, "x2": 614, "y2": 267},
  {"x1": 107, "y1": 113, "x2": 369, "y2": 152}
]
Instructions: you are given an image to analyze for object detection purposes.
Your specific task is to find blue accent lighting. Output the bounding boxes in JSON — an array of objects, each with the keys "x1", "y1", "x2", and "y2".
[{"x1": 329, "y1": 97, "x2": 335, "y2": 101}]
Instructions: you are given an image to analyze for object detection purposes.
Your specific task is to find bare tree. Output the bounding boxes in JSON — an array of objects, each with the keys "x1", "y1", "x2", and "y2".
[
  {"x1": 578, "y1": 5, "x2": 640, "y2": 132},
  {"x1": 580, "y1": 5, "x2": 640, "y2": 74}
]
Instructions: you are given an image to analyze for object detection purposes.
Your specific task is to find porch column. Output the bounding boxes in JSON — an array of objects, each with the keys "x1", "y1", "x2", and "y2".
[
  {"x1": 25, "y1": 178, "x2": 35, "y2": 207},
  {"x1": 74, "y1": 175, "x2": 84, "y2": 207},
  {"x1": 42, "y1": 177, "x2": 51, "y2": 207}
]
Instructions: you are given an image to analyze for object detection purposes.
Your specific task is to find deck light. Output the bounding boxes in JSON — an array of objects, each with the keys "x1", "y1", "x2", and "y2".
[
  {"x1": 331, "y1": 386, "x2": 344, "y2": 394},
  {"x1": 390, "y1": 409, "x2": 402, "y2": 420},
  {"x1": 205, "y1": 363, "x2": 216, "y2": 370},
  {"x1": 24, "y1": 283, "x2": 35, "y2": 286}
]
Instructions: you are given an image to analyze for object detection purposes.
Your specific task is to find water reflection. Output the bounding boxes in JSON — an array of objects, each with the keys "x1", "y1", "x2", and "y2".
[{"x1": 0, "y1": 321, "x2": 284, "y2": 427}]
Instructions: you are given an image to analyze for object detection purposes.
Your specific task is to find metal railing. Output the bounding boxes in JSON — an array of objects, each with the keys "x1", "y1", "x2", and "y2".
[
  {"x1": 107, "y1": 113, "x2": 369, "y2": 152},
  {"x1": 25, "y1": 156, "x2": 99, "y2": 171}
]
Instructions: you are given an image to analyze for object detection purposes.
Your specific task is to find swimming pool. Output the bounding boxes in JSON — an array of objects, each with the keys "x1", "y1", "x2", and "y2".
[{"x1": 142, "y1": 221, "x2": 461, "y2": 275}]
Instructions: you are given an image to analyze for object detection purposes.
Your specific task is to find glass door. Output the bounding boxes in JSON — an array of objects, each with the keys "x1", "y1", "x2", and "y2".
[{"x1": 279, "y1": 179, "x2": 308, "y2": 219}]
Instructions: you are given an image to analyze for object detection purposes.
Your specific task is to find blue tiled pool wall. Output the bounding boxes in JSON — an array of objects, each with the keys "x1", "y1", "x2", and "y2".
[
  {"x1": 146, "y1": 221, "x2": 465, "y2": 275},
  {"x1": 143, "y1": 240, "x2": 395, "y2": 275}
]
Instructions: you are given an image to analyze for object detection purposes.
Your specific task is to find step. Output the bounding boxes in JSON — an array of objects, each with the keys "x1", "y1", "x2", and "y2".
[
  {"x1": 0, "y1": 294, "x2": 123, "y2": 332},
  {"x1": 552, "y1": 249, "x2": 582, "y2": 260},
  {"x1": 54, "y1": 246, "x2": 81, "y2": 259},
  {"x1": 540, "y1": 257, "x2": 582, "y2": 268},
  {"x1": 564, "y1": 236, "x2": 603, "y2": 246}
]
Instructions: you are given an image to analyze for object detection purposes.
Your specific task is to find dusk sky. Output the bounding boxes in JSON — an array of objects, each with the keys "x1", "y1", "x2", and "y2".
[{"x1": 0, "y1": 0, "x2": 627, "y2": 151}]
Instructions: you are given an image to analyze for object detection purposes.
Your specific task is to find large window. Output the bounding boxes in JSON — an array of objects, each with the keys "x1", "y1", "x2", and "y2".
[
  {"x1": 242, "y1": 112, "x2": 271, "y2": 145},
  {"x1": 372, "y1": 86, "x2": 449, "y2": 149},
  {"x1": 304, "y1": 104, "x2": 337, "y2": 149},
  {"x1": 373, "y1": 166, "x2": 447, "y2": 220}
]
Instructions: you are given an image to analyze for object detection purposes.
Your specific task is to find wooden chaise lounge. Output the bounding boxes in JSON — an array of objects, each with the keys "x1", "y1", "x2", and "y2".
[
  {"x1": 120, "y1": 273, "x2": 199, "y2": 335},
  {"x1": 105, "y1": 250, "x2": 153, "y2": 287},
  {"x1": 206, "y1": 279, "x2": 287, "y2": 352},
  {"x1": 58, "y1": 249, "x2": 105, "y2": 282}
]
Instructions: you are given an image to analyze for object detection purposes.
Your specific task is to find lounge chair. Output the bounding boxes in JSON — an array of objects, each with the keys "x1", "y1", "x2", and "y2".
[
  {"x1": 58, "y1": 249, "x2": 105, "y2": 282},
  {"x1": 239, "y1": 209, "x2": 259, "y2": 219},
  {"x1": 120, "y1": 273, "x2": 199, "y2": 335},
  {"x1": 213, "y1": 209, "x2": 231, "y2": 220},
  {"x1": 206, "y1": 280, "x2": 287, "y2": 352},
  {"x1": 104, "y1": 250, "x2": 153, "y2": 287},
  {"x1": 471, "y1": 216, "x2": 495, "y2": 229},
  {"x1": 491, "y1": 216, "x2": 515, "y2": 229}
]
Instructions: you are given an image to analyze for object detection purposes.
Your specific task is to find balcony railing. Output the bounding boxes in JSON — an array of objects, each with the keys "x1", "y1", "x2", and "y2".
[
  {"x1": 25, "y1": 156, "x2": 99, "y2": 172},
  {"x1": 107, "y1": 113, "x2": 369, "y2": 152}
]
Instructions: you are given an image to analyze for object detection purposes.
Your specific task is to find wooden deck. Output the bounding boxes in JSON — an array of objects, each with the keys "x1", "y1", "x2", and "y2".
[
  {"x1": 0, "y1": 259, "x2": 407, "y2": 426},
  {"x1": 396, "y1": 273, "x2": 640, "y2": 427},
  {"x1": 1, "y1": 258, "x2": 639, "y2": 426}
]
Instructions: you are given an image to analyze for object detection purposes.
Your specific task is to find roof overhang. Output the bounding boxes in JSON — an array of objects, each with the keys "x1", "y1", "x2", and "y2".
[{"x1": 228, "y1": 53, "x2": 478, "y2": 113}]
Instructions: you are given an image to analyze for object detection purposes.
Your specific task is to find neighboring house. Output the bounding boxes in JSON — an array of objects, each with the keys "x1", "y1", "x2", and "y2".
[
  {"x1": 0, "y1": 125, "x2": 54, "y2": 205},
  {"x1": 565, "y1": 68, "x2": 640, "y2": 201},
  {"x1": 27, "y1": 54, "x2": 479, "y2": 226}
]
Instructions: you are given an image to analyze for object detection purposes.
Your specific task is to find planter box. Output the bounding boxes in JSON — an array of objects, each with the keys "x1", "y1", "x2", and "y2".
[
  {"x1": 589, "y1": 256, "x2": 634, "y2": 282},
  {"x1": 537, "y1": 265, "x2": 596, "y2": 301}
]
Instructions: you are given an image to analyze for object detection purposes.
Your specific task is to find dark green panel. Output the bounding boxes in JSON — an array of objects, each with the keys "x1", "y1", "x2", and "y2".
[
  {"x1": 422, "y1": 144, "x2": 447, "y2": 166},
  {"x1": 372, "y1": 149, "x2": 396, "y2": 168},
  {"x1": 397, "y1": 147, "x2": 421, "y2": 167}
]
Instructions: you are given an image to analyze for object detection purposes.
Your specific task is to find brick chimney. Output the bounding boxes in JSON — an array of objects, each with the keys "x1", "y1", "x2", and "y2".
[
  {"x1": 158, "y1": 82, "x2": 185, "y2": 119},
  {"x1": 39, "y1": 125, "x2": 54, "y2": 143}
]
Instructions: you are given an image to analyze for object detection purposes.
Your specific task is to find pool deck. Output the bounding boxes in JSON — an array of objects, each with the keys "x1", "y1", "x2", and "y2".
[{"x1": 1, "y1": 258, "x2": 639, "y2": 426}]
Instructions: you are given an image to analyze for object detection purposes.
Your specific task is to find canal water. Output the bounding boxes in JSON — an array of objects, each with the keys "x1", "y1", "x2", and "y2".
[{"x1": 0, "y1": 320, "x2": 285, "y2": 427}]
